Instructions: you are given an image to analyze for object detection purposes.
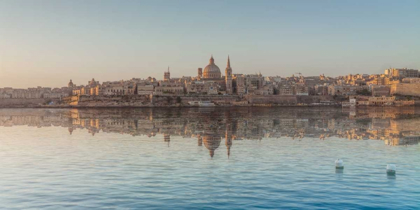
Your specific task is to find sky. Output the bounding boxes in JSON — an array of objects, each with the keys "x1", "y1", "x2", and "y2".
[{"x1": 0, "y1": 0, "x2": 419, "y2": 88}]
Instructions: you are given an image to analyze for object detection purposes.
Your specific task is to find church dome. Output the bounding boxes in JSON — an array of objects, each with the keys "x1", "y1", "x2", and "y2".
[
  {"x1": 68, "y1": 79, "x2": 74, "y2": 88},
  {"x1": 203, "y1": 55, "x2": 221, "y2": 79}
]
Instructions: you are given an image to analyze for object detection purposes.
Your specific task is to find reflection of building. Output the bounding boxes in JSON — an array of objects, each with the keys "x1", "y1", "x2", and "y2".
[
  {"x1": 1, "y1": 107, "x2": 420, "y2": 160},
  {"x1": 164, "y1": 134, "x2": 170, "y2": 146},
  {"x1": 203, "y1": 134, "x2": 222, "y2": 158}
]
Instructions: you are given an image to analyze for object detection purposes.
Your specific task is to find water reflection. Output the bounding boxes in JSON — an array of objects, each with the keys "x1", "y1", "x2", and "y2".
[{"x1": 1, "y1": 107, "x2": 420, "y2": 157}]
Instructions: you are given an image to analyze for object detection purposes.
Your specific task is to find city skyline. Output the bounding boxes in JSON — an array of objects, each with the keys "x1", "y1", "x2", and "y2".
[{"x1": 1, "y1": 0, "x2": 420, "y2": 88}]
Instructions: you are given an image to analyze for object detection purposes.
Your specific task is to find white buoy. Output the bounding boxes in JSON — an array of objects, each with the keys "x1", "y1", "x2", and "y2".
[
  {"x1": 386, "y1": 164, "x2": 396, "y2": 175},
  {"x1": 335, "y1": 159, "x2": 344, "y2": 169}
]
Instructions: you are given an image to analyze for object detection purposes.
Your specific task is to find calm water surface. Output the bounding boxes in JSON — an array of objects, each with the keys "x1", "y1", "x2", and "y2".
[{"x1": 0, "y1": 108, "x2": 419, "y2": 209}]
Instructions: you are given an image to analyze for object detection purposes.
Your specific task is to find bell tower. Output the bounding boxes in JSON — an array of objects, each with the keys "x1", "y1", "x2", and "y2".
[
  {"x1": 164, "y1": 67, "x2": 170, "y2": 82},
  {"x1": 225, "y1": 56, "x2": 233, "y2": 94}
]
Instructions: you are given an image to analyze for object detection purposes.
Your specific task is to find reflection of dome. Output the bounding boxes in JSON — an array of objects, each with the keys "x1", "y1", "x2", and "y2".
[
  {"x1": 203, "y1": 56, "x2": 221, "y2": 79},
  {"x1": 203, "y1": 134, "x2": 221, "y2": 158}
]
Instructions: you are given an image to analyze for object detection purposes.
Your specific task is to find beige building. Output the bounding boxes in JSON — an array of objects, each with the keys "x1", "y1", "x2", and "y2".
[
  {"x1": 279, "y1": 86, "x2": 294, "y2": 95},
  {"x1": 371, "y1": 85, "x2": 390, "y2": 96},
  {"x1": 295, "y1": 84, "x2": 309, "y2": 96},
  {"x1": 137, "y1": 84, "x2": 154, "y2": 95},
  {"x1": 368, "y1": 96, "x2": 395, "y2": 106},
  {"x1": 254, "y1": 85, "x2": 274, "y2": 95},
  {"x1": 391, "y1": 83, "x2": 420, "y2": 97},
  {"x1": 385, "y1": 68, "x2": 419, "y2": 78},
  {"x1": 328, "y1": 85, "x2": 367, "y2": 96},
  {"x1": 154, "y1": 81, "x2": 184, "y2": 95},
  {"x1": 186, "y1": 81, "x2": 218, "y2": 95}
]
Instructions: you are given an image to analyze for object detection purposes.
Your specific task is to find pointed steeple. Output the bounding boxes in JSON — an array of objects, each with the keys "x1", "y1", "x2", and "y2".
[
  {"x1": 227, "y1": 55, "x2": 231, "y2": 68},
  {"x1": 167, "y1": 66, "x2": 170, "y2": 73}
]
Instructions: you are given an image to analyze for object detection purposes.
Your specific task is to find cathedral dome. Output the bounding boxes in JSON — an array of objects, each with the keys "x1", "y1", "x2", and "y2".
[
  {"x1": 203, "y1": 55, "x2": 221, "y2": 79},
  {"x1": 68, "y1": 79, "x2": 74, "y2": 88}
]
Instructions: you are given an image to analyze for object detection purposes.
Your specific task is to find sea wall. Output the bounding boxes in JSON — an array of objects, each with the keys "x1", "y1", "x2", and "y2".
[
  {"x1": 391, "y1": 83, "x2": 420, "y2": 97},
  {"x1": 245, "y1": 95, "x2": 297, "y2": 105},
  {"x1": 0, "y1": 98, "x2": 57, "y2": 108},
  {"x1": 73, "y1": 95, "x2": 151, "y2": 107},
  {"x1": 245, "y1": 95, "x2": 334, "y2": 105}
]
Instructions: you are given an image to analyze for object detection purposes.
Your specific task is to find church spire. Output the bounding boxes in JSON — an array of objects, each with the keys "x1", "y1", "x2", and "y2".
[{"x1": 227, "y1": 55, "x2": 231, "y2": 68}]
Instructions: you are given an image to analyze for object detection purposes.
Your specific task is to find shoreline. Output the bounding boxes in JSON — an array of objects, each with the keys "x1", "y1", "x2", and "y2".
[{"x1": 0, "y1": 104, "x2": 417, "y2": 109}]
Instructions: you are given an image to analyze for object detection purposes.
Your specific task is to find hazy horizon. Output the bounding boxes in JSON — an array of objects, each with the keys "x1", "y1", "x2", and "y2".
[{"x1": 1, "y1": 0, "x2": 419, "y2": 88}]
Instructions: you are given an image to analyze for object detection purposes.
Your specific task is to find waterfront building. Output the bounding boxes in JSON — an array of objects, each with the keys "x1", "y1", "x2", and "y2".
[
  {"x1": 391, "y1": 83, "x2": 420, "y2": 97},
  {"x1": 154, "y1": 81, "x2": 184, "y2": 95},
  {"x1": 368, "y1": 96, "x2": 395, "y2": 106},
  {"x1": 279, "y1": 85, "x2": 294, "y2": 95},
  {"x1": 371, "y1": 85, "x2": 390, "y2": 96},
  {"x1": 254, "y1": 84, "x2": 274, "y2": 95},
  {"x1": 295, "y1": 84, "x2": 309, "y2": 96},
  {"x1": 328, "y1": 85, "x2": 367, "y2": 96},
  {"x1": 385, "y1": 68, "x2": 419, "y2": 78},
  {"x1": 137, "y1": 83, "x2": 154, "y2": 95}
]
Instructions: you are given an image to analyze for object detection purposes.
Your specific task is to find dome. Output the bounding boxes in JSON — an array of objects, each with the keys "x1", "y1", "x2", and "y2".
[
  {"x1": 68, "y1": 79, "x2": 74, "y2": 88},
  {"x1": 203, "y1": 56, "x2": 221, "y2": 79}
]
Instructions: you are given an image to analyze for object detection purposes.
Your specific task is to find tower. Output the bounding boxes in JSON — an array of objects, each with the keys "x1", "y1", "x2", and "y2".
[
  {"x1": 225, "y1": 56, "x2": 233, "y2": 94},
  {"x1": 164, "y1": 67, "x2": 170, "y2": 82},
  {"x1": 198, "y1": 68, "x2": 203, "y2": 78}
]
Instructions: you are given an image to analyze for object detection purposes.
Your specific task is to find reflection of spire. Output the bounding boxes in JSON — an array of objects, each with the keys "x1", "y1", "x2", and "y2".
[
  {"x1": 68, "y1": 127, "x2": 73, "y2": 135},
  {"x1": 225, "y1": 129, "x2": 232, "y2": 159},
  {"x1": 198, "y1": 136, "x2": 202, "y2": 146},
  {"x1": 226, "y1": 137, "x2": 232, "y2": 159}
]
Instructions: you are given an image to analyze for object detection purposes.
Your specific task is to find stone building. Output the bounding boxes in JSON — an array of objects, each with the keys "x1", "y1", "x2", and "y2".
[
  {"x1": 368, "y1": 96, "x2": 396, "y2": 106},
  {"x1": 328, "y1": 85, "x2": 367, "y2": 96},
  {"x1": 279, "y1": 86, "x2": 294, "y2": 95},
  {"x1": 385, "y1": 68, "x2": 419, "y2": 78},
  {"x1": 102, "y1": 81, "x2": 124, "y2": 96},
  {"x1": 154, "y1": 81, "x2": 184, "y2": 95},
  {"x1": 371, "y1": 85, "x2": 390, "y2": 96},
  {"x1": 295, "y1": 84, "x2": 309, "y2": 96},
  {"x1": 391, "y1": 83, "x2": 420, "y2": 97},
  {"x1": 185, "y1": 81, "x2": 218, "y2": 95},
  {"x1": 137, "y1": 84, "x2": 154, "y2": 95},
  {"x1": 254, "y1": 85, "x2": 274, "y2": 95}
]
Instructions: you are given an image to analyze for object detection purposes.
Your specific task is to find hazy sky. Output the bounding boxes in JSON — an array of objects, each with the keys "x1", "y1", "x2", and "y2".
[{"x1": 1, "y1": 0, "x2": 419, "y2": 88}]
